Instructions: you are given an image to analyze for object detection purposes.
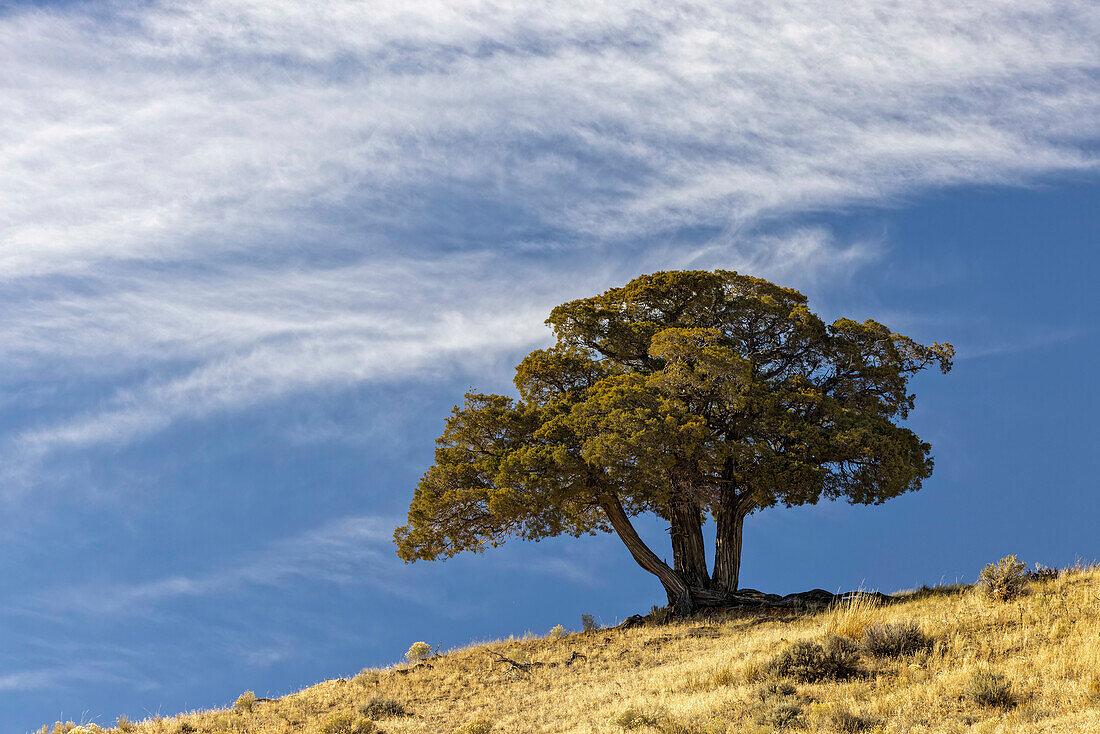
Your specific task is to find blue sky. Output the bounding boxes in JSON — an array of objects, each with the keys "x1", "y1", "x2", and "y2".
[{"x1": 0, "y1": 0, "x2": 1097, "y2": 730}]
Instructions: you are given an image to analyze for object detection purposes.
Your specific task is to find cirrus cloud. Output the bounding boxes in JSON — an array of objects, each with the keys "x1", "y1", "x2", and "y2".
[{"x1": 0, "y1": 0, "x2": 1096, "y2": 486}]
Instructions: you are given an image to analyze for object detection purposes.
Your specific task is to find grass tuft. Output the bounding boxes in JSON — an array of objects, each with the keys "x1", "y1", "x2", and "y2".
[
  {"x1": 968, "y1": 670, "x2": 1015, "y2": 708},
  {"x1": 454, "y1": 717, "x2": 493, "y2": 734},
  {"x1": 320, "y1": 712, "x2": 376, "y2": 734},
  {"x1": 359, "y1": 696, "x2": 407, "y2": 718},
  {"x1": 862, "y1": 621, "x2": 933, "y2": 657},
  {"x1": 826, "y1": 593, "x2": 881, "y2": 641},
  {"x1": 612, "y1": 707, "x2": 661, "y2": 729}
]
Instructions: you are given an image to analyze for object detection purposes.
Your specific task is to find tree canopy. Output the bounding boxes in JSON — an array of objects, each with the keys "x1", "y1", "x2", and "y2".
[{"x1": 394, "y1": 270, "x2": 953, "y2": 613}]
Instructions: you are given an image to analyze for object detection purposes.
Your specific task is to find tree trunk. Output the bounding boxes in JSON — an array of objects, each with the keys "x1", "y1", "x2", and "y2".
[
  {"x1": 711, "y1": 495, "x2": 746, "y2": 597},
  {"x1": 669, "y1": 500, "x2": 710, "y2": 590},
  {"x1": 599, "y1": 493, "x2": 695, "y2": 615}
]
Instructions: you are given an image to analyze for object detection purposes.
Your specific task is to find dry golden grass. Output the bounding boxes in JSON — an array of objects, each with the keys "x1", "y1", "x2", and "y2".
[{"x1": 44, "y1": 566, "x2": 1100, "y2": 734}]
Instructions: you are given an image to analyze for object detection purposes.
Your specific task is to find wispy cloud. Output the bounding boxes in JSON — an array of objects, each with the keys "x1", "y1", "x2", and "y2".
[
  {"x1": 0, "y1": 0, "x2": 1096, "y2": 483},
  {"x1": 957, "y1": 326, "x2": 1090, "y2": 360},
  {"x1": 23, "y1": 516, "x2": 408, "y2": 617},
  {"x1": 0, "y1": 228, "x2": 871, "y2": 484},
  {"x1": 16, "y1": 514, "x2": 613, "y2": 623},
  {"x1": 0, "y1": 662, "x2": 140, "y2": 693},
  {"x1": 1, "y1": 0, "x2": 1095, "y2": 281}
]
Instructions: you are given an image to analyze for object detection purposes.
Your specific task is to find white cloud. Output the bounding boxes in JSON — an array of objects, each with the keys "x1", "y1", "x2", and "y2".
[
  {"x1": 2, "y1": 0, "x2": 1095, "y2": 278},
  {"x1": 0, "y1": 0, "x2": 1096, "y2": 473},
  {"x1": 0, "y1": 663, "x2": 138, "y2": 692},
  {"x1": 957, "y1": 325, "x2": 1089, "y2": 360},
  {"x1": 19, "y1": 514, "x2": 611, "y2": 619},
  {"x1": 26, "y1": 515, "x2": 407, "y2": 617}
]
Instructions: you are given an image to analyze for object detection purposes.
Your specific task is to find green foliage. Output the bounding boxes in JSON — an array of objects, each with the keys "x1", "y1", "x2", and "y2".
[
  {"x1": 968, "y1": 670, "x2": 1015, "y2": 708},
  {"x1": 405, "y1": 641, "x2": 433, "y2": 663},
  {"x1": 862, "y1": 622, "x2": 932, "y2": 657},
  {"x1": 581, "y1": 613, "x2": 600, "y2": 632},
  {"x1": 548, "y1": 624, "x2": 567, "y2": 639},
  {"x1": 320, "y1": 712, "x2": 376, "y2": 734},
  {"x1": 978, "y1": 555, "x2": 1029, "y2": 601},
  {"x1": 233, "y1": 691, "x2": 257, "y2": 713},
  {"x1": 454, "y1": 718, "x2": 494, "y2": 734},
  {"x1": 395, "y1": 270, "x2": 952, "y2": 604},
  {"x1": 359, "y1": 697, "x2": 407, "y2": 718},
  {"x1": 768, "y1": 635, "x2": 860, "y2": 682}
]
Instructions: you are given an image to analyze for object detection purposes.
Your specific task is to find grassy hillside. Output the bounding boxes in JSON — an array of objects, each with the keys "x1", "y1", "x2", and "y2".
[{"x1": 42, "y1": 563, "x2": 1100, "y2": 734}]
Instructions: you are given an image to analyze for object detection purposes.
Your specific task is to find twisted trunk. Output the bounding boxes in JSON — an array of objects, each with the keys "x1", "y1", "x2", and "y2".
[
  {"x1": 599, "y1": 493, "x2": 695, "y2": 615},
  {"x1": 711, "y1": 505, "x2": 745, "y2": 596},
  {"x1": 601, "y1": 488, "x2": 750, "y2": 616},
  {"x1": 669, "y1": 500, "x2": 710, "y2": 590}
]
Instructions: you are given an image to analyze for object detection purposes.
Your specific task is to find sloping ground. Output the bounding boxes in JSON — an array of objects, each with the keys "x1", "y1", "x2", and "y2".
[{"x1": 45, "y1": 567, "x2": 1100, "y2": 734}]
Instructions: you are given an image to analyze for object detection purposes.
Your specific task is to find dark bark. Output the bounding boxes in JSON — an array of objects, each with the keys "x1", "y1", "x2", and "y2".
[
  {"x1": 598, "y1": 493, "x2": 695, "y2": 614},
  {"x1": 712, "y1": 484, "x2": 747, "y2": 596},
  {"x1": 669, "y1": 500, "x2": 710, "y2": 590},
  {"x1": 601, "y1": 491, "x2": 755, "y2": 616},
  {"x1": 711, "y1": 506, "x2": 744, "y2": 596}
]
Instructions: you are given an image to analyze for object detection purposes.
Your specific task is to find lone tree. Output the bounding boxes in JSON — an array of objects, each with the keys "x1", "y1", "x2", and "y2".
[{"x1": 395, "y1": 271, "x2": 952, "y2": 614}]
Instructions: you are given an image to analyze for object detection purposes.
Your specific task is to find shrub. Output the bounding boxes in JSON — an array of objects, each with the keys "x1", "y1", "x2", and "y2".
[
  {"x1": 175, "y1": 724, "x2": 197, "y2": 734},
  {"x1": 754, "y1": 680, "x2": 797, "y2": 701},
  {"x1": 353, "y1": 669, "x2": 382, "y2": 686},
  {"x1": 581, "y1": 613, "x2": 600, "y2": 632},
  {"x1": 612, "y1": 707, "x2": 660, "y2": 729},
  {"x1": 548, "y1": 624, "x2": 567, "y2": 639},
  {"x1": 115, "y1": 716, "x2": 135, "y2": 732},
  {"x1": 405, "y1": 641, "x2": 433, "y2": 663},
  {"x1": 862, "y1": 622, "x2": 933, "y2": 657},
  {"x1": 1027, "y1": 563, "x2": 1059, "y2": 582},
  {"x1": 968, "y1": 670, "x2": 1015, "y2": 708},
  {"x1": 751, "y1": 678, "x2": 801, "y2": 727},
  {"x1": 37, "y1": 724, "x2": 77, "y2": 734},
  {"x1": 233, "y1": 691, "x2": 257, "y2": 713},
  {"x1": 1087, "y1": 676, "x2": 1100, "y2": 704},
  {"x1": 978, "y1": 555, "x2": 1028, "y2": 600},
  {"x1": 768, "y1": 635, "x2": 860, "y2": 682},
  {"x1": 454, "y1": 718, "x2": 494, "y2": 734},
  {"x1": 825, "y1": 706, "x2": 879, "y2": 733},
  {"x1": 320, "y1": 712, "x2": 375, "y2": 734},
  {"x1": 359, "y1": 697, "x2": 407, "y2": 718},
  {"x1": 753, "y1": 699, "x2": 802, "y2": 728}
]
